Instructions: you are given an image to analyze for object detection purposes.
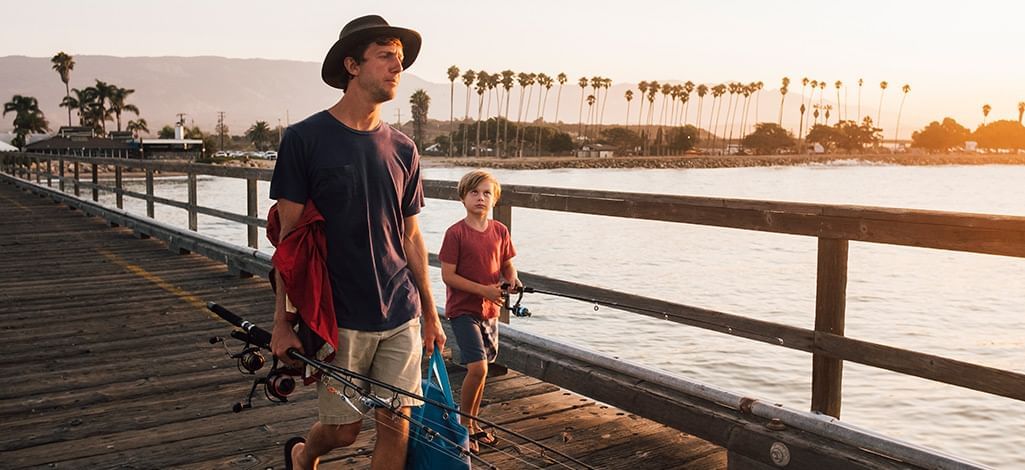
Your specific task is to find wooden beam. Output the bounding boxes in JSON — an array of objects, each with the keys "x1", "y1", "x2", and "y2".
[{"x1": 811, "y1": 238, "x2": 847, "y2": 418}]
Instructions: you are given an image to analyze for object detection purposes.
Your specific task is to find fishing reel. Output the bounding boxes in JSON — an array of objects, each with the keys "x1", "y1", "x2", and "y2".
[
  {"x1": 210, "y1": 333, "x2": 299, "y2": 412},
  {"x1": 501, "y1": 283, "x2": 531, "y2": 317}
]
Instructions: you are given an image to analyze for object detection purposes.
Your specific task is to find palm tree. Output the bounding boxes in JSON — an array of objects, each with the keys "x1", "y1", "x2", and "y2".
[
  {"x1": 893, "y1": 84, "x2": 910, "y2": 144},
  {"x1": 695, "y1": 84, "x2": 708, "y2": 137},
  {"x1": 500, "y1": 70, "x2": 515, "y2": 156},
  {"x1": 982, "y1": 104, "x2": 991, "y2": 126},
  {"x1": 577, "y1": 76, "x2": 588, "y2": 137},
  {"x1": 778, "y1": 77, "x2": 790, "y2": 126},
  {"x1": 446, "y1": 66, "x2": 459, "y2": 157},
  {"x1": 834, "y1": 80, "x2": 843, "y2": 121},
  {"x1": 536, "y1": 74, "x2": 554, "y2": 155},
  {"x1": 518, "y1": 73, "x2": 536, "y2": 153},
  {"x1": 246, "y1": 121, "x2": 273, "y2": 150},
  {"x1": 857, "y1": 78, "x2": 864, "y2": 122},
  {"x1": 798, "y1": 103, "x2": 807, "y2": 143},
  {"x1": 409, "y1": 89, "x2": 431, "y2": 150},
  {"x1": 553, "y1": 73, "x2": 567, "y2": 125},
  {"x1": 645, "y1": 81, "x2": 659, "y2": 153},
  {"x1": 475, "y1": 72, "x2": 489, "y2": 156},
  {"x1": 589, "y1": 76, "x2": 602, "y2": 134},
  {"x1": 126, "y1": 118, "x2": 149, "y2": 139},
  {"x1": 817, "y1": 81, "x2": 826, "y2": 125},
  {"x1": 682, "y1": 81, "x2": 695, "y2": 127},
  {"x1": 799, "y1": 78, "x2": 809, "y2": 138},
  {"x1": 90, "y1": 80, "x2": 117, "y2": 135},
  {"x1": 807, "y1": 80, "x2": 818, "y2": 127},
  {"x1": 51, "y1": 52, "x2": 75, "y2": 127},
  {"x1": 877, "y1": 80, "x2": 888, "y2": 130},
  {"x1": 1018, "y1": 101, "x2": 1024, "y2": 125},
  {"x1": 585, "y1": 94, "x2": 596, "y2": 139},
  {"x1": 108, "y1": 86, "x2": 140, "y2": 132},
  {"x1": 460, "y1": 69, "x2": 476, "y2": 156},
  {"x1": 636, "y1": 81, "x2": 649, "y2": 129},
  {"x1": 598, "y1": 77, "x2": 613, "y2": 134},
  {"x1": 624, "y1": 90, "x2": 634, "y2": 127},
  {"x1": 709, "y1": 84, "x2": 726, "y2": 151},
  {"x1": 4, "y1": 95, "x2": 50, "y2": 147}
]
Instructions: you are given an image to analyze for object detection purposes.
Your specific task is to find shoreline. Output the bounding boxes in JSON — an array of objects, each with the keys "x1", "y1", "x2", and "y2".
[{"x1": 421, "y1": 152, "x2": 1025, "y2": 170}]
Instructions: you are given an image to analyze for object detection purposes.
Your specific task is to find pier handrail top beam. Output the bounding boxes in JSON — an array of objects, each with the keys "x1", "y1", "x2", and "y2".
[
  {"x1": 423, "y1": 180, "x2": 1025, "y2": 258},
  {"x1": 502, "y1": 324, "x2": 988, "y2": 470}
]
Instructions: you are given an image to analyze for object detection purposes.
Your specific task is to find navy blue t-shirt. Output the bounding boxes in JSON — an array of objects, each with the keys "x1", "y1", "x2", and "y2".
[{"x1": 269, "y1": 110, "x2": 425, "y2": 331}]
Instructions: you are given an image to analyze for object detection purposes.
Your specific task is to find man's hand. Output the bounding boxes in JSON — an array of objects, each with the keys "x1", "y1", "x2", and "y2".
[
  {"x1": 271, "y1": 319, "x2": 303, "y2": 368},
  {"x1": 422, "y1": 312, "x2": 446, "y2": 358}
]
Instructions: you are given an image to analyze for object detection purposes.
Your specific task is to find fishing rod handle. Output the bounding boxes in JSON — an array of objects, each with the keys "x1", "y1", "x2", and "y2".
[{"x1": 207, "y1": 302, "x2": 273, "y2": 349}]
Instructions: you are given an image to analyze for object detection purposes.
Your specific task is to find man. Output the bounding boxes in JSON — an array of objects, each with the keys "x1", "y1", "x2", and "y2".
[{"x1": 268, "y1": 15, "x2": 446, "y2": 470}]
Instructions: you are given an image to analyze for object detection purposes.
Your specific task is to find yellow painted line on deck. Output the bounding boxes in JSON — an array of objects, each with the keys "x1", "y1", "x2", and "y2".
[
  {"x1": 97, "y1": 247, "x2": 220, "y2": 321},
  {"x1": 0, "y1": 193, "x2": 31, "y2": 211}
]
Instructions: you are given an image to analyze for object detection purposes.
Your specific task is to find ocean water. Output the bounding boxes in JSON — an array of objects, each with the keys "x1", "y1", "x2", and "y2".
[{"x1": 98, "y1": 163, "x2": 1025, "y2": 467}]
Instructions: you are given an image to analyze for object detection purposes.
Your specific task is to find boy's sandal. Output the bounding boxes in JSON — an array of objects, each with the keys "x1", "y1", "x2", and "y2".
[{"x1": 470, "y1": 431, "x2": 497, "y2": 446}]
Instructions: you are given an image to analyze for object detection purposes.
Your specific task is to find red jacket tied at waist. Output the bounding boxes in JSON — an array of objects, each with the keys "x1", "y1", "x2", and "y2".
[{"x1": 267, "y1": 201, "x2": 337, "y2": 379}]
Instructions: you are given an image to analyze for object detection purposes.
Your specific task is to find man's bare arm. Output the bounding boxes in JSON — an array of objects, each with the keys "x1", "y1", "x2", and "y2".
[
  {"x1": 271, "y1": 198, "x2": 304, "y2": 366},
  {"x1": 403, "y1": 214, "x2": 446, "y2": 356}
]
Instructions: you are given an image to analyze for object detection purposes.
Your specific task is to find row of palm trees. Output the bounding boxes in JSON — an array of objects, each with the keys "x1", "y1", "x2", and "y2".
[
  {"x1": 442, "y1": 66, "x2": 916, "y2": 156},
  {"x1": 446, "y1": 67, "x2": 577, "y2": 157},
  {"x1": 51, "y1": 51, "x2": 147, "y2": 136}
]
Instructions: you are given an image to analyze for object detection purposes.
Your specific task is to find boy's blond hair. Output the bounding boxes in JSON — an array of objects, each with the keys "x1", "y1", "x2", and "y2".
[{"x1": 457, "y1": 169, "x2": 502, "y2": 202}]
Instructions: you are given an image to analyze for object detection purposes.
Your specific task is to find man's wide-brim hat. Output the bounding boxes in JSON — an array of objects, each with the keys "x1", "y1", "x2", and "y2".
[{"x1": 321, "y1": 15, "x2": 421, "y2": 90}]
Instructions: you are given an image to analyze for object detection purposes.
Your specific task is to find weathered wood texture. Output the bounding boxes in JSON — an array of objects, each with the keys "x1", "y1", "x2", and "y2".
[
  {"x1": 0, "y1": 181, "x2": 724, "y2": 469},
  {"x1": 812, "y1": 238, "x2": 848, "y2": 418}
]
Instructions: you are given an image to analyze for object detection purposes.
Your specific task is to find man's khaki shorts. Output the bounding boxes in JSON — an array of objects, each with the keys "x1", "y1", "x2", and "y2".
[{"x1": 317, "y1": 318, "x2": 423, "y2": 425}]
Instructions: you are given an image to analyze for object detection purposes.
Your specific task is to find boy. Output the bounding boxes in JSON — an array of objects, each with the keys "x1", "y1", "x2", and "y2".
[{"x1": 439, "y1": 169, "x2": 520, "y2": 453}]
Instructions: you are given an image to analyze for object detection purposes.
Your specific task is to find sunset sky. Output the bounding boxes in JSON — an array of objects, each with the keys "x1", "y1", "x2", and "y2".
[{"x1": 2, "y1": 0, "x2": 1023, "y2": 132}]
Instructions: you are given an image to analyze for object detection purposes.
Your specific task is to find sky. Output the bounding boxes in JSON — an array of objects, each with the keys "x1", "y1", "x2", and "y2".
[{"x1": 2, "y1": 0, "x2": 1024, "y2": 132}]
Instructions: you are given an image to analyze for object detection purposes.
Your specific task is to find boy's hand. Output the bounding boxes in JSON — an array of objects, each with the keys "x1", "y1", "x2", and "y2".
[
  {"x1": 511, "y1": 277, "x2": 523, "y2": 293},
  {"x1": 480, "y1": 284, "x2": 504, "y2": 303}
]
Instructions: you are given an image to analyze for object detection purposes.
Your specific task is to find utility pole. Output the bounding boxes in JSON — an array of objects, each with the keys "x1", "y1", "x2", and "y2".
[
  {"x1": 395, "y1": 109, "x2": 402, "y2": 128},
  {"x1": 217, "y1": 111, "x2": 226, "y2": 151}
]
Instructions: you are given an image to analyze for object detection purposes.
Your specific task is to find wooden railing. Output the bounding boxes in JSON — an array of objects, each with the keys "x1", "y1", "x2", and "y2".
[{"x1": 4, "y1": 151, "x2": 1024, "y2": 420}]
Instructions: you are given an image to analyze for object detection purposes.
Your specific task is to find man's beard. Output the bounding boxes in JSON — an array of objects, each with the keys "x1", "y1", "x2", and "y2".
[{"x1": 368, "y1": 81, "x2": 397, "y2": 103}]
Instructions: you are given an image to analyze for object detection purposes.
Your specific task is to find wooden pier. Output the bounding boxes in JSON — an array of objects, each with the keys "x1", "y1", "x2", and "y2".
[
  {"x1": 4, "y1": 152, "x2": 1022, "y2": 469},
  {"x1": 0, "y1": 180, "x2": 723, "y2": 469}
]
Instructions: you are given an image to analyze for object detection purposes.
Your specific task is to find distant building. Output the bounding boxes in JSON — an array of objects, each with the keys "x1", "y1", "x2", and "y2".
[
  {"x1": 140, "y1": 122, "x2": 203, "y2": 160},
  {"x1": 25, "y1": 126, "x2": 137, "y2": 157},
  {"x1": 577, "y1": 144, "x2": 615, "y2": 158}
]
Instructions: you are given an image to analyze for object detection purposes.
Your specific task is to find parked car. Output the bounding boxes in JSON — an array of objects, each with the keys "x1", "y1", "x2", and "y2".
[
  {"x1": 263, "y1": 151, "x2": 278, "y2": 159},
  {"x1": 213, "y1": 151, "x2": 228, "y2": 158}
]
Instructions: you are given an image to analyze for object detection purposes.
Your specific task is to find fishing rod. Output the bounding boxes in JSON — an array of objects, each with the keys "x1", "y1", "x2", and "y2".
[
  {"x1": 206, "y1": 302, "x2": 595, "y2": 470},
  {"x1": 506, "y1": 284, "x2": 786, "y2": 345}
]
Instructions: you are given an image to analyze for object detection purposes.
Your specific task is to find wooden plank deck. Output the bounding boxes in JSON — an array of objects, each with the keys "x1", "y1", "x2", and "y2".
[{"x1": 0, "y1": 181, "x2": 725, "y2": 469}]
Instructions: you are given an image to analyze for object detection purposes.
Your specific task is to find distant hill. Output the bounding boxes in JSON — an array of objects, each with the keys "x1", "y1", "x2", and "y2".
[
  {"x1": 2, "y1": 55, "x2": 880, "y2": 139},
  {"x1": 0, "y1": 55, "x2": 450, "y2": 135}
]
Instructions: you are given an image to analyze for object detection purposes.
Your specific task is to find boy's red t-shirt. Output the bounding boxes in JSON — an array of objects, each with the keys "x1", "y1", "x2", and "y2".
[{"x1": 439, "y1": 219, "x2": 516, "y2": 320}]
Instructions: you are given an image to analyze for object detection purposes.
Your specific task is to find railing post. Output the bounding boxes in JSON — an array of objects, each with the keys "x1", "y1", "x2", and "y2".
[
  {"x1": 91, "y1": 162, "x2": 99, "y2": 202},
  {"x1": 247, "y1": 177, "x2": 258, "y2": 249},
  {"x1": 491, "y1": 202, "x2": 513, "y2": 376},
  {"x1": 187, "y1": 170, "x2": 198, "y2": 231},
  {"x1": 115, "y1": 165, "x2": 124, "y2": 209},
  {"x1": 46, "y1": 158, "x2": 52, "y2": 187},
  {"x1": 73, "y1": 161, "x2": 80, "y2": 197},
  {"x1": 34, "y1": 157, "x2": 40, "y2": 184},
  {"x1": 145, "y1": 169, "x2": 154, "y2": 218},
  {"x1": 812, "y1": 237, "x2": 848, "y2": 418},
  {"x1": 59, "y1": 158, "x2": 65, "y2": 192}
]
